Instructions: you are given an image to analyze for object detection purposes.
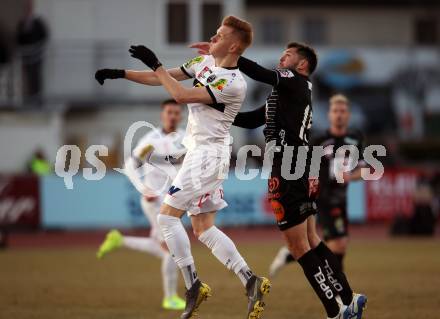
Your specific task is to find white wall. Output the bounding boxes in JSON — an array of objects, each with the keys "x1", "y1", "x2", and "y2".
[
  {"x1": 0, "y1": 112, "x2": 63, "y2": 173},
  {"x1": 33, "y1": 0, "x2": 244, "y2": 99}
]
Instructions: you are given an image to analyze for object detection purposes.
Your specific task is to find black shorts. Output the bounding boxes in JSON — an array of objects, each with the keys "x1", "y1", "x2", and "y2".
[
  {"x1": 268, "y1": 163, "x2": 317, "y2": 231},
  {"x1": 318, "y1": 202, "x2": 348, "y2": 241}
]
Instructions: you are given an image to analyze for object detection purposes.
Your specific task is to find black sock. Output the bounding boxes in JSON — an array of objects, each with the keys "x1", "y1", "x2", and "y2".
[
  {"x1": 335, "y1": 253, "x2": 345, "y2": 270},
  {"x1": 314, "y1": 242, "x2": 353, "y2": 305},
  {"x1": 286, "y1": 253, "x2": 295, "y2": 263},
  {"x1": 297, "y1": 250, "x2": 340, "y2": 318}
]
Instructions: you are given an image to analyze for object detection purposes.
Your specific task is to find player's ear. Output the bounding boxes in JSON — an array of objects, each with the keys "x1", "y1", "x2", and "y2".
[
  {"x1": 298, "y1": 58, "x2": 308, "y2": 71},
  {"x1": 229, "y1": 41, "x2": 240, "y2": 54}
]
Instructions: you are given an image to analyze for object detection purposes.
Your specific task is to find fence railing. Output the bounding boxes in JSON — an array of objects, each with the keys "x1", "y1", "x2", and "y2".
[{"x1": 0, "y1": 58, "x2": 22, "y2": 107}]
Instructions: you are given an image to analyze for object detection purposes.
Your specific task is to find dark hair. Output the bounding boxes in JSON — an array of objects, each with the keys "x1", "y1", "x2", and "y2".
[
  {"x1": 286, "y1": 42, "x2": 318, "y2": 75},
  {"x1": 160, "y1": 99, "x2": 181, "y2": 108}
]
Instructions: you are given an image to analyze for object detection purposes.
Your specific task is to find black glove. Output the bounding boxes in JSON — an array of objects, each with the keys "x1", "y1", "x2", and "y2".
[
  {"x1": 129, "y1": 45, "x2": 162, "y2": 71},
  {"x1": 95, "y1": 69, "x2": 125, "y2": 85}
]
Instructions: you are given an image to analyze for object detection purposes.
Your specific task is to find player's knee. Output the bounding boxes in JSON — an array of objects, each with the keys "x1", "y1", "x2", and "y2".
[
  {"x1": 307, "y1": 229, "x2": 321, "y2": 249},
  {"x1": 157, "y1": 213, "x2": 179, "y2": 228},
  {"x1": 159, "y1": 203, "x2": 184, "y2": 218},
  {"x1": 328, "y1": 237, "x2": 348, "y2": 254},
  {"x1": 337, "y1": 239, "x2": 348, "y2": 253},
  {"x1": 286, "y1": 238, "x2": 310, "y2": 259},
  {"x1": 156, "y1": 213, "x2": 167, "y2": 227},
  {"x1": 191, "y1": 213, "x2": 215, "y2": 238},
  {"x1": 160, "y1": 241, "x2": 169, "y2": 252},
  {"x1": 192, "y1": 227, "x2": 203, "y2": 238},
  {"x1": 192, "y1": 224, "x2": 211, "y2": 238}
]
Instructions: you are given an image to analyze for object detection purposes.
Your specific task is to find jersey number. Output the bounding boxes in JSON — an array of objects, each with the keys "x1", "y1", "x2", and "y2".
[{"x1": 299, "y1": 105, "x2": 312, "y2": 143}]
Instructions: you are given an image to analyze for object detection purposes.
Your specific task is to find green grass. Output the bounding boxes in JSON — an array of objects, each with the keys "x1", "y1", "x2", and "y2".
[{"x1": 1, "y1": 239, "x2": 440, "y2": 319}]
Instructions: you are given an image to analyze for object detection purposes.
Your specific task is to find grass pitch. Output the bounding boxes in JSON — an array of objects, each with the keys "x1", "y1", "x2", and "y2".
[{"x1": 1, "y1": 238, "x2": 439, "y2": 319}]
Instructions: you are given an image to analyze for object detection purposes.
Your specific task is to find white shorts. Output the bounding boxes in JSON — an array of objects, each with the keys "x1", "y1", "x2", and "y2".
[
  {"x1": 140, "y1": 195, "x2": 164, "y2": 242},
  {"x1": 164, "y1": 149, "x2": 229, "y2": 216}
]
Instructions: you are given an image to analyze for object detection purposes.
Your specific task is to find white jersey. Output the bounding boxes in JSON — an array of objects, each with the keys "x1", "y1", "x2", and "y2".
[
  {"x1": 129, "y1": 128, "x2": 186, "y2": 196},
  {"x1": 180, "y1": 55, "x2": 247, "y2": 155}
]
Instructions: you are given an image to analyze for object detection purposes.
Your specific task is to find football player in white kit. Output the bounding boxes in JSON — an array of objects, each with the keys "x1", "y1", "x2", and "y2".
[
  {"x1": 97, "y1": 100, "x2": 186, "y2": 310},
  {"x1": 95, "y1": 15, "x2": 270, "y2": 319}
]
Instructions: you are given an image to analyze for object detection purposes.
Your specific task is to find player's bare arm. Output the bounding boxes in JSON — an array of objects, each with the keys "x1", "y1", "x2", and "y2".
[
  {"x1": 154, "y1": 67, "x2": 213, "y2": 104},
  {"x1": 95, "y1": 65, "x2": 189, "y2": 86},
  {"x1": 129, "y1": 44, "x2": 214, "y2": 104},
  {"x1": 124, "y1": 68, "x2": 189, "y2": 86}
]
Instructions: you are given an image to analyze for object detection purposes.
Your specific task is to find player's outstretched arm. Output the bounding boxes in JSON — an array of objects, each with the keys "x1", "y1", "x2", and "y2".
[
  {"x1": 94, "y1": 67, "x2": 188, "y2": 86},
  {"x1": 129, "y1": 45, "x2": 213, "y2": 104},
  {"x1": 124, "y1": 68, "x2": 189, "y2": 86},
  {"x1": 237, "y1": 56, "x2": 279, "y2": 86},
  {"x1": 233, "y1": 105, "x2": 266, "y2": 129},
  {"x1": 155, "y1": 67, "x2": 213, "y2": 104}
]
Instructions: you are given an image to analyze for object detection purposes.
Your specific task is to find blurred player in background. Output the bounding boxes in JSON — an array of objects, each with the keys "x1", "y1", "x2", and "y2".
[
  {"x1": 95, "y1": 16, "x2": 271, "y2": 319},
  {"x1": 97, "y1": 99, "x2": 186, "y2": 310},
  {"x1": 191, "y1": 41, "x2": 366, "y2": 319},
  {"x1": 269, "y1": 94, "x2": 365, "y2": 274}
]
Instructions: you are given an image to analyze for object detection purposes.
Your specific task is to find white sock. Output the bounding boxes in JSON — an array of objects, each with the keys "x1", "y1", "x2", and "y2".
[
  {"x1": 122, "y1": 236, "x2": 164, "y2": 258},
  {"x1": 198, "y1": 226, "x2": 251, "y2": 286},
  {"x1": 157, "y1": 214, "x2": 198, "y2": 289},
  {"x1": 162, "y1": 253, "x2": 178, "y2": 298}
]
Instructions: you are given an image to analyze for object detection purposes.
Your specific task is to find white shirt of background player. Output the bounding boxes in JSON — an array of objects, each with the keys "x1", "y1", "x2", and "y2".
[{"x1": 124, "y1": 128, "x2": 186, "y2": 196}]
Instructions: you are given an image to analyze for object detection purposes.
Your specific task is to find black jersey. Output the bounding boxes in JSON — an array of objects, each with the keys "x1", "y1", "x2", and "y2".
[
  {"x1": 313, "y1": 129, "x2": 365, "y2": 206},
  {"x1": 263, "y1": 69, "x2": 313, "y2": 147},
  {"x1": 233, "y1": 58, "x2": 313, "y2": 149},
  {"x1": 232, "y1": 58, "x2": 319, "y2": 229}
]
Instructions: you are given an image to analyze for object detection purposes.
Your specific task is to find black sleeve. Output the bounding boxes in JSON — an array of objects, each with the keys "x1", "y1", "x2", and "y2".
[
  {"x1": 237, "y1": 56, "x2": 279, "y2": 86},
  {"x1": 233, "y1": 105, "x2": 266, "y2": 129},
  {"x1": 275, "y1": 69, "x2": 304, "y2": 92}
]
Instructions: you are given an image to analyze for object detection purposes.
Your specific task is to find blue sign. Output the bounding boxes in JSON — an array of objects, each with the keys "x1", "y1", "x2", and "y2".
[
  {"x1": 41, "y1": 174, "x2": 147, "y2": 229},
  {"x1": 40, "y1": 174, "x2": 365, "y2": 229}
]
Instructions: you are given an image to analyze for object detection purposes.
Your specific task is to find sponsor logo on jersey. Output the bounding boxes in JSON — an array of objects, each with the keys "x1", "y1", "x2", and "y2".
[
  {"x1": 168, "y1": 185, "x2": 181, "y2": 196},
  {"x1": 206, "y1": 74, "x2": 217, "y2": 83},
  {"x1": 210, "y1": 78, "x2": 227, "y2": 91},
  {"x1": 197, "y1": 66, "x2": 212, "y2": 79},
  {"x1": 278, "y1": 69, "x2": 294, "y2": 78},
  {"x1": 184, "y1": 56, "x2": 204, "y2": 69}
]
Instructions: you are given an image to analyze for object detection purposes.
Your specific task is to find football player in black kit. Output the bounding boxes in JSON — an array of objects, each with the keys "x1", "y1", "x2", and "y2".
[
  {"x1": 190, "y1": 42, "x2": 366, "y2": 319},
  {"x1": 269, "y1": 94, "x2": 365, "y2": 274}
]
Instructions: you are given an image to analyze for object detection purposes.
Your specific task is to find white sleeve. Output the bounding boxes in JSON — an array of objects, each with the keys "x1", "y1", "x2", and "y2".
[
  {"x1": 180, "y1": 55, "x2": 207, "y2": 78},
  {"x1": 123, "y1": 157, "x2": 147, "y2": 194},
  {"x1": 123, "y1": 157, "x2": 161, "y2": 196},
  {"x1": 168, "y1": 132, "x2": 187, "y2": 158}
]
